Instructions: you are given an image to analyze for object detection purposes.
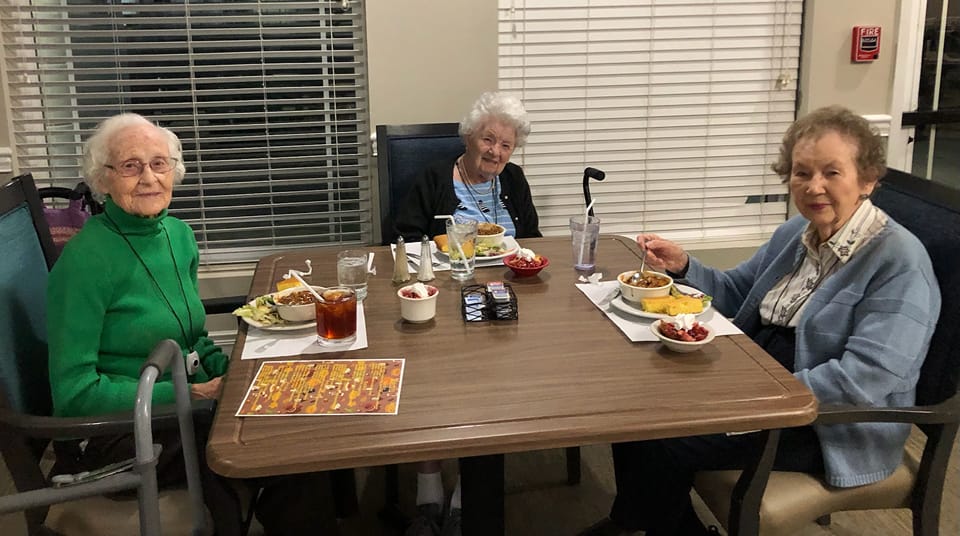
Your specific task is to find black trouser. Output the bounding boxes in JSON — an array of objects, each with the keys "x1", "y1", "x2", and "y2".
[
  {"x1": 53, "y1": 429, "x2": 340, "y2": 536},
  {"x1": 608, "y1": 322, "x2": 821, "y2": 535},
  {"x1": 609, "y1": 427, "x2": 823, "y2": 535}
]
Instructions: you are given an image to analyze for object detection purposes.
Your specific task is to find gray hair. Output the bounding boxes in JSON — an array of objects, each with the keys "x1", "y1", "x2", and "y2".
[
  {"x1": 459, "y1": 92, "x2": 531, "y2": 148},
  {"x1": 82, "y1": 113, "x2": 186, "y2": 196}
]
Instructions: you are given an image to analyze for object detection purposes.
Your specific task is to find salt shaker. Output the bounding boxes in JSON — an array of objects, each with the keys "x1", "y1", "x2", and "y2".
[
  {"x1": 416, "y1": 235, "x2": 435, "y2": 282},
  {"x1": 392, "y1": 236, "x2": 411, "y2": 284}
]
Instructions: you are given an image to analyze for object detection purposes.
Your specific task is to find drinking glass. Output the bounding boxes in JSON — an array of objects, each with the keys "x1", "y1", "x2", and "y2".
[
  {"x1": 315, "y1": 287, "x2": 358, "y2": 346},
  {"x1": 569, "y1": 215, "x2": 600, "y2": 272},
  {"x1": 445, "y1": 217, "x2": 477, "y2": 281},
  {"x1": 337, "y1": 249, "x2": 368, "y2": 300}
]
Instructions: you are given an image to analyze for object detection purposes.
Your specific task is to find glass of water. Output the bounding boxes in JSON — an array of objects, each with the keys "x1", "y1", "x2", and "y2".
[
  {"x1": 336, "y1": 249, "x2": 368, "y2": 300},
  {"x1": 445, "y1": 217, "x2": 477, "y2": 281}
]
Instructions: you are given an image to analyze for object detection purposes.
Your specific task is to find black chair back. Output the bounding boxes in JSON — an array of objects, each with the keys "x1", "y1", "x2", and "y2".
[
  {"x1": 872, "y1": 169, "x2": 960, "y2": 411},
  {"x1": 375, "y1": 123, "x2": 464, "y2": 245}
]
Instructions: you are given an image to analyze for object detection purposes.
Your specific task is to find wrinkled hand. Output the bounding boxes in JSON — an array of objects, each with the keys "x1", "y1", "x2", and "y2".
[
  {"x1": 190, "y1": 376, "x2": 223, "y2": 400},
  {"x1": 636, "y1": 233, "x2": 689, "y2": 274}
]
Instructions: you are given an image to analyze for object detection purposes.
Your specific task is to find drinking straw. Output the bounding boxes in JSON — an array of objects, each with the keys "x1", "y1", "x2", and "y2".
[
  {"x1": 577, "y1": 200, "x2": 596, "y2": 264},
  {"x1": 434, "y1": 215, "x2": 469, "y2": 264},
  {"x1": 279, "y1": 261, "x2": 322, "y2": 300},
  {"x1": 284, "y1": 269, "x2": 324, "y2": 302}
]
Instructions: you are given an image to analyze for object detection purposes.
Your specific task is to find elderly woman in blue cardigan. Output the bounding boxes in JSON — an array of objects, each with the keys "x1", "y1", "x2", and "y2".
[{"x1": 580, "y1": 106, "x2": 941, "y2": 536}]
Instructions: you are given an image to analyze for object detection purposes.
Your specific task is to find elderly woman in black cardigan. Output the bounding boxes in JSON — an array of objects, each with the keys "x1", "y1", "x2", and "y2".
[{"x1": 393, "y1": 91, "x2": 541, "y2": 242}]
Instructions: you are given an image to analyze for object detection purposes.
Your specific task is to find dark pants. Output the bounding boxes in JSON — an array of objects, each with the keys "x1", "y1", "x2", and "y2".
[
  {"x1": 608, "y1": 322, "x2": 822, "y2": 535},
  {"x1": 609, "y1": 427, "x2": 823, "y2": 535},
  {"x1": 53, "y1": 429, "x2": 340, "y2": 536}
]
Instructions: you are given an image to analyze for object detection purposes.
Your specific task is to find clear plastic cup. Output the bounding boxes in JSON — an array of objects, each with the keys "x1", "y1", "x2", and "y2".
[
  {"x1": 315, "y1": 286, "x2": 357, "y2": 346},
  {"x1": 446, "y1": 217, "x2": 478, "y2": 281},
  {"x1": 570, "y1": 215, "x2": 600, "y2": 272},
  {"x1": 336, "y1": 249, "x2": 368, "y2": 300}
]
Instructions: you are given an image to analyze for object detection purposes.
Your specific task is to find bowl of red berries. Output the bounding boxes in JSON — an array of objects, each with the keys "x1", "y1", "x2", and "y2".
[
  {"x1": 503, "y1": 248, "x2": 549, "y2": 277},
  {"x1": 397, "y1": 283, "x2": 439, "y2": 323},
  {"x1": 650, "y1": 315, "x2": 715, "y2": 353}
]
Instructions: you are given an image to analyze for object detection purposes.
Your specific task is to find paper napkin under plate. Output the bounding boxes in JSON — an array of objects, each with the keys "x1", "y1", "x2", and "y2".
[
  {"x1": 576, "y1": 281, "x2": 743, "y2": 342},
  {"x1": 241, "y1": 303, "x2": 369, "y2": 359}
]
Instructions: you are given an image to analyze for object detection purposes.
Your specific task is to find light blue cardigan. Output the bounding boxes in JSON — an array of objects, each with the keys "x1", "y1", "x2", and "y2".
[{"x1": 684, "y1": 215, "x2": 940, "y2": 487}]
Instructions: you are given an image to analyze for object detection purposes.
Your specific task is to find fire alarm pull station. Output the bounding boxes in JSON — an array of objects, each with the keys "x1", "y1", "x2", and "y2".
[{"x1": 852, "y1": 26, "x2": 881, "y2": 62}]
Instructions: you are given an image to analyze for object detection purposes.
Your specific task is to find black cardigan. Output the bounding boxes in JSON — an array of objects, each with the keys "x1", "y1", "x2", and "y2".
[{"x1": 392, "y1": 155, "x2": 542, "y2": 242}]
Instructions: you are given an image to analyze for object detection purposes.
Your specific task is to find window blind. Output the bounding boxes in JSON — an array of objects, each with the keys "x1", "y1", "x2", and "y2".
[
  {"x1": 499, "y1": 0, "x2": 801, "y2": 245},
  {"x1": 1, "y1": 0, "x2": 370, "y2": 264}
]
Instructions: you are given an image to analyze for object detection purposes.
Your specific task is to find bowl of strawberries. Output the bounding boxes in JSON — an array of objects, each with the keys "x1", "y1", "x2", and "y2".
[
  {"x1": 503, "y1": 248, "x2": 549, "y2": 277},
  {"x1": 650, "y1": 315, "x2": 715, "y2": 353}
]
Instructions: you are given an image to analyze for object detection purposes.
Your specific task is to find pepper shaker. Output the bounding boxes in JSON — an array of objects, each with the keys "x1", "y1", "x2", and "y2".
[
  {"x1": 416, "y1": 235, "x2": 435, "y2": 282},
  {"x1": 392, "y1": 236, "x2": 412, "y2": 284}
]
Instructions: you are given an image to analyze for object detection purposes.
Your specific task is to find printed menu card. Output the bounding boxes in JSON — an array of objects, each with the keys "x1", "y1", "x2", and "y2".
[{"x1": 236, "y1": 358, "x2": 404, "y2": 416}]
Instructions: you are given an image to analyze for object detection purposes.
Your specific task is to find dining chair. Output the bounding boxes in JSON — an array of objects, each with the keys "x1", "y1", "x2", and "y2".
[
  {"x1": 375, "y1": 122, "x2": 465, "y2": 245},
  {"x1": 0, "y1": 173, "x2": 213, "y2": 535},
  {"x1": 692, "y1": 168, "x2": 960, "y2": 536}
]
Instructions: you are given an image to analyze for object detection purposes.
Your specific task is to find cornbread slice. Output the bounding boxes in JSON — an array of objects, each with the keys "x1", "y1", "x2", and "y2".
[{"x1": 640, "y1": 295, "x2": 704, "y2": 315}]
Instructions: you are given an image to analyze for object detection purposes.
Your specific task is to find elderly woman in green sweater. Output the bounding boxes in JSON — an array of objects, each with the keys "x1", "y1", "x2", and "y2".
[{"x1": 46, "y1": 113, "x2": 339, "y2": 536}]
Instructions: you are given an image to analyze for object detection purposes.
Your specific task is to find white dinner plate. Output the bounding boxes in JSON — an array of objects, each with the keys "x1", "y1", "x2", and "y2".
[
  {"x1": 238, "y1": 296, "x2": 317, "y2": 331},
  {"x1": 438, "y1": 235, "x2": 520, "y2": 265},
  {"x1": 608, "y1": 284, "x2": 712, "y2": 321}
]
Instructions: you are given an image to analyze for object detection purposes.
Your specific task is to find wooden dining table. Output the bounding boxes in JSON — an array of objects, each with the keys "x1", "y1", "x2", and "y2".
[{"x1": 206, "y1": 235, "x2": 817, "y2": 535}]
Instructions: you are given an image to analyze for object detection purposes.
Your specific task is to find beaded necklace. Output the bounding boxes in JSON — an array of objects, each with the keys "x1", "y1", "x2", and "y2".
[{"x1": 457, "y1": 157, "x2": 499, "y2": 223}]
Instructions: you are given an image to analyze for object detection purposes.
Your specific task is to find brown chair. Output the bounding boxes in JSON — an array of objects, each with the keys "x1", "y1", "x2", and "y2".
[{"x1": 693, "y1": 169, "x2": 960, "y2": 536}]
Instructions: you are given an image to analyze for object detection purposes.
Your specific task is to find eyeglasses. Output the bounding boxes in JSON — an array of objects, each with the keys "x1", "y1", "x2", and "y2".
[{"x1": 105, "y1": 157, "x2": 178, "y2": 177}]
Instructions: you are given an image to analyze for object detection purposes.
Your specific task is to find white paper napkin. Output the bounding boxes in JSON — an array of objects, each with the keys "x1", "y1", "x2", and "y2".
[
  {"x1": 576, "y1": 281, "x2": 743, "y2": 342},
  {"x1": 241, "y1": 304, "x2": 369, "y2": 359}
]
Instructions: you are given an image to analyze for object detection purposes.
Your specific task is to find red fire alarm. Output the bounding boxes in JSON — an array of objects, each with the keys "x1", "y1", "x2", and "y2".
[{"x1": 852, "y1": 26, "x2": 881, "y2": 62}]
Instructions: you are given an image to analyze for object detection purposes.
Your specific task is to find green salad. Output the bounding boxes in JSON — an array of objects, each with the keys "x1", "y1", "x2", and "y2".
[{"x1": 232, "y1": 294, "x2": 284, "y2": 326}]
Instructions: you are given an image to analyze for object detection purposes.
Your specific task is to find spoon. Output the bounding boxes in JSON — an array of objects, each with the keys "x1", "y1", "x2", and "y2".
[{"x1": 630, "y1": 246, "x2": 648, "y2": 284}]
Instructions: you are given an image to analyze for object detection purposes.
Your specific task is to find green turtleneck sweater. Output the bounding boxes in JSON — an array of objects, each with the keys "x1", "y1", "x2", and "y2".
[{"x1": 47, "y1": 198, "x2": 228, "y2": 417}]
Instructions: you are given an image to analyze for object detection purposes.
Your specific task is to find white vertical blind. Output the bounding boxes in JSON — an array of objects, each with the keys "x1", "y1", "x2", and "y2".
[
  {"x1": 499, "y1": 0, "x2": 801, "y2": 244},
  {"x1": 1, "y1": 0, "x2": 370, "y2": 264}
]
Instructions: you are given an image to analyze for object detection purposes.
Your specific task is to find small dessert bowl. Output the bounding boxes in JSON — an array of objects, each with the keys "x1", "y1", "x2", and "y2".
[
  {"x1": 650, "y1": 319, "x2": 716, "y2": 353},
  {"x1": 397, "y1": 283, "x2": 439, "y2": 323},
  {"x1": 618, "y1": 270, "x2": 672, "y2": 304},
  {"x1": 274, "y1": 285, "x2": 324, "y2": 322},
  {"x1": 503, "y1": 253, "x2": 549, "y2": 277}
]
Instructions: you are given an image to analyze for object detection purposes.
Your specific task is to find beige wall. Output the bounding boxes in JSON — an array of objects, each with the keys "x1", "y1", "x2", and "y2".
[
  {"x1": 365, "y1": 0, "x2": 498, "y2": 129},
  {"x1": 798, "y1": 0, "x2": 899, "y2": 115}
]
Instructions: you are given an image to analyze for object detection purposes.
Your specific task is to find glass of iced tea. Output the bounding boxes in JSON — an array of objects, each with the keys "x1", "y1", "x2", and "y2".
[{"x1": 315, "y1": 286, "x2": 358, "y2": 346}]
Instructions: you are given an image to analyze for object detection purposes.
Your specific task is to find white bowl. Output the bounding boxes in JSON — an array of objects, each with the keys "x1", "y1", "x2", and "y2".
[
  {"x1": 618, "y1": 270, "x2": 673, "y2": 304},
  {"x1": 397, "y1": 284, "x2": 439, "y2": 323},
  {"x1": 650, "y1": 319, "x2": 716, "y2": 353},
  {"x1": 475, "y1": 222, "x2": 505, "y2": 248},
  {"x1": 274, "y1": 286, "x2": 323, "y2": 322}
]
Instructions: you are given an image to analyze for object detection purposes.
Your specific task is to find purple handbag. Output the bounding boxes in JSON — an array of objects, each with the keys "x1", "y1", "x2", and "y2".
[{"x1": 39, "y1": 183, "x2": 99, "y2": 255}]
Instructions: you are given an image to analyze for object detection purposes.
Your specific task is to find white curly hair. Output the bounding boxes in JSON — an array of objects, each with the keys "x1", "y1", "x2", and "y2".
[
  {"x1": 459, "y1": 92, "x2": 531, "y2": 148},
  {"x1": 82, "y1": 113, "x2": 186, "y2": 196}
]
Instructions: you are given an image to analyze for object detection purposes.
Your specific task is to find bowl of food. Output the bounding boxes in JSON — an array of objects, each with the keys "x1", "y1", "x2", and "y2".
[
  {"x1": 274, "y1": 286, "x2": 323, "y2": 322},
  {"x1": 397, "y1": 282, "x2": 439, "y2": 323},
  {"x1": 475, "y1": 222, "x2": 505, "y2": 249},
  {"x1": 504, "y1": 248, "x2": 549, "y2": 277},
  {"x1": 650, "y1": 316, "x2": 715, "y2": 353},
  {"x1": 618, "y1": 270, "x2": 673, "y2": 303}
]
